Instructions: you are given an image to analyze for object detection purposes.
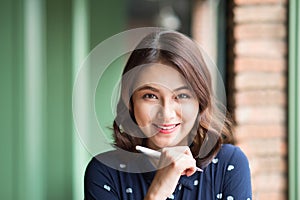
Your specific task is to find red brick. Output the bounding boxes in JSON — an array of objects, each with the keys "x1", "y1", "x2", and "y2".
[
  {"x1": 235, "y1": 0, "x2": 287, "y2": 5},
  {"x1": 247, "y1": 155, "x2": 287, "y2": 175},
  {"x1": 235, "y1": 23, "x2": 286, "y2": 39},
  {"x1": 238, "y1": 138, "x2": 287, "y2": 156},
  {"x1": 235, "y1": 72, "x2": 286, "y2": 90},
  {"x1": 235, "y1": 106, "x2": 285, "y2": 124},
  {"x1": 235, "y1": 124, "x2": 285, "y2": 141},
  {"x1": 235, "y1": 40, "x2": 286, "y2": 57},
  {"x1": 235, "y1": 90, "x2": 286, "y2": 106},
  {"x1": 253, "y1": 191, "x2": 286, "y2": 200},
  {"x1": 234, "y1": 5, "x2": 286, "y2": 23},
  {"x1": 252, "y1": 173, "x2": 287, "y2": 191},
  {"x1": 234, "y1": 57, "x2": 286, "y2": 72}
]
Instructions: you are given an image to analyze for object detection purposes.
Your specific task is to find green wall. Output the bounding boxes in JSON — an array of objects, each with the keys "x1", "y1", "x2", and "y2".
[
  {"x1": 289, "y1": 0, "x2": 300, "y2": 199},
  {"x1": 0, "y1": 0, "x2": 125, "y2": 199}
]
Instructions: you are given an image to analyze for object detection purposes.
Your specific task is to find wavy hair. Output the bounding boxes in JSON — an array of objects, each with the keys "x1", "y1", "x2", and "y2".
[{"x1": 113, "y1": 30, "x2": 234, "y2": 168}]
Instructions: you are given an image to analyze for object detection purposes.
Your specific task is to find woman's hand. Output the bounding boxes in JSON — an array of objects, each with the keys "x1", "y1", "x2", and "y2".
[{"x1": 144, "y1": 146, "x2": 197, "y2": 200}]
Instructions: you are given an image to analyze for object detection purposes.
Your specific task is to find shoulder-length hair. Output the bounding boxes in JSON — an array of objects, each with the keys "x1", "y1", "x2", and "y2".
[{"x1": 113, "y1": 30, "x2": 234, "y2": 168}]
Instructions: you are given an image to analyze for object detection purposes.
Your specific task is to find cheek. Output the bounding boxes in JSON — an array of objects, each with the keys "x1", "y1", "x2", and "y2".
[
  {"x1": 181, "y1": 103, "x2": 199, "y2": 121},
  {"x1": 133, "y1": 102, "x2": 152, "y2": 126}
]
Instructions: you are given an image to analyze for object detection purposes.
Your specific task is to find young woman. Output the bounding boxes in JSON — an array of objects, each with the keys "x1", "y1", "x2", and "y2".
[{"x1": 84, "y1": 29, "x2": 252, "y2": 200}]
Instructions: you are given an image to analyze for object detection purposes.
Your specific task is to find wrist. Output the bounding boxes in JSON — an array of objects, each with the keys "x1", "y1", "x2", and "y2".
[
  {"x1": 144, "y1": 182, "x2": 168, "y2": 200},
  {"x1": 144, "y1": 191, "x2": 166, "y2": 200}
]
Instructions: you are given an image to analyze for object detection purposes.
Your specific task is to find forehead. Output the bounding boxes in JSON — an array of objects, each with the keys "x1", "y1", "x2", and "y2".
[{"x1": 132, "y1": 63, "x2": 188, "y2": 91}]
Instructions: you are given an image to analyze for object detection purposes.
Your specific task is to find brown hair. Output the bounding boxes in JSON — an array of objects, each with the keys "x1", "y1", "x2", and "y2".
[{"x1": 113, "y1": 30, "x2": 234, "y2": 168}]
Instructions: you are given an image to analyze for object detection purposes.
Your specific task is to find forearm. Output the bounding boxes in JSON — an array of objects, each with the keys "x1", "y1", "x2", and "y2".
[
  {"x1": 144, "y1": 188, "x2": 165, "y2": 200},
  {"x1": 144, "y1": 168, "x2": 180, "y2": 200},
  {"x1": 144, "y1": 179, "x2": 169, "y2": 200}
]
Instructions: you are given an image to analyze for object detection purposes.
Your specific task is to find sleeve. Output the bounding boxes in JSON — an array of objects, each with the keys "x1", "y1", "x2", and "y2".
[
  {"x1": 222, "y1": 147, "x2": 252, "y2": 200},
  {"x1": 84, "y1": 157, "x2": 120, "y2": 200}
]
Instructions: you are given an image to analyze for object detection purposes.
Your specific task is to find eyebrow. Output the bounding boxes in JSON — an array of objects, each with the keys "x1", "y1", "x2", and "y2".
[{"x1": 136, "y1": 85, "x2": 191, "y2": 92}]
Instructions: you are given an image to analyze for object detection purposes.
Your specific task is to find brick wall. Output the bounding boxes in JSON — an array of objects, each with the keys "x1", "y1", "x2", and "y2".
[
  {"x1": 232, "y1": 0, "x2": 287, "y2": 199},
  {"x1": 192, "y1": 0, "x2": 288, "y2": 199}
]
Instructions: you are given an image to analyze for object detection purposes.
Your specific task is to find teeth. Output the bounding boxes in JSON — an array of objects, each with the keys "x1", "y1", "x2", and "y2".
[{"x1": 156, "y1": 125, "x2": 176, "y2": 130}]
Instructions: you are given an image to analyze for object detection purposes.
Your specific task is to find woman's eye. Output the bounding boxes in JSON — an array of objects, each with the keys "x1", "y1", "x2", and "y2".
[
  {"x1": 176, "y1": 93, "x2": 190, "y2": 99},
  {"x1": 143, "y1": 94, "x2": 158, "y2": 99}
]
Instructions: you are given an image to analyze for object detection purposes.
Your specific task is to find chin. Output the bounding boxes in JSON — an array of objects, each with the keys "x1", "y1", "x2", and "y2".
[{"x1": 151, "y1": 139, "x2": 178, "y2": 149}]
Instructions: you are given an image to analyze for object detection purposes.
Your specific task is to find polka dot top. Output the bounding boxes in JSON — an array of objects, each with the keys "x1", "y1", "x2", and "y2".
[{"x1": 84, "y1": 144, "x2": 252, "y2": 200}]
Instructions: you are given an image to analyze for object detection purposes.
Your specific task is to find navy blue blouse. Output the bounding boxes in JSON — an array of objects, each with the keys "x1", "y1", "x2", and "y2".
[{"x1": 84, "y1": 144, "x2": 252, "y2": 200}]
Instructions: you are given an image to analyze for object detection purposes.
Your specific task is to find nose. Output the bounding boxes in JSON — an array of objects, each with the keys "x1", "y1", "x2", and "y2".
[{"x1": 157, "y1": 101, "x2": 177, "y2": 121}]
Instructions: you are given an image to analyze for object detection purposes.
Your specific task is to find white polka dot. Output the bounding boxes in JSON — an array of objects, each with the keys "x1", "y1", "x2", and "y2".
[
  {"x1": 103, "y1": 184, "x2": 111, "y2": 191},
  {"x1": 178, "y1": 184, "x2": 182, "y2": 190},
  {"x1": 216, "y1": 193, "x2": 222, "y2": 199},
  {"x1": 194, "y1": 180, "x2": 199, "y2": 186},
  {"x1": 227, "y1": 165, "x2": 235, "y2": 171},
  {"x1": 227, "y1": 195, "x2": 234, "y2": 200},
  {"x1": 212, "y1": 158, "x2": 219, "y2": 164},
  {"x1": 246, "y1": 198, "x2": 251, "y2": 200},
  {"x1": 168, "y1": 194, "x2": 175, "y2": 199},
  {"x1": 120, "y1": 163, "x2": 126, "y2": 168},
  {"x1": 126, "y1": 188, "x2": 133, "y2": 193}
]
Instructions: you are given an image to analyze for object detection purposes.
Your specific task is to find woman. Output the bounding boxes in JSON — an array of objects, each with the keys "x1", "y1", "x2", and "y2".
[{"x1": 84, "y1": 29, "x2": 252, "y2": 200}]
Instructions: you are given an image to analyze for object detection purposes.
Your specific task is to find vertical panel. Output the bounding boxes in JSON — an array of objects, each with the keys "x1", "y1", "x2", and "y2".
[
  {"x1": 46, "y1": 0, "x2": 73, "y2": 199},
  {"x1": 14, "y1": 0, "x2": 26, "y2": 199},
  {"x1": 1, "y1": 0, "x2": 77, "y2": 199},
  {"x1": 24, "y1": 0, "x2": 46, "y2": 199},
  {"x1": 89, "y1": 0, "x2": 126, "y2": 48},
  {"x1": 89, "y1": 0, "x2": 126, "y2": 141},
  {"x1": 289, "y1": 0, "x2": 300, "y2": 199},
  {"x1": 0, "y1": 0, "x2": 14, "y2": 198},
  {"x1": 72, "y1": 1, "x2": 126, "y2": 199},
  {"x1": 72, "y1": 0, "x2": 90, "y2": 199}
]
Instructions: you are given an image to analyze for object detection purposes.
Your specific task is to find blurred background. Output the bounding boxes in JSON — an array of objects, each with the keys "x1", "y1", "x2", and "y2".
[{"x1": 0, "y1": 0, "x2": 298, "y2": 199}]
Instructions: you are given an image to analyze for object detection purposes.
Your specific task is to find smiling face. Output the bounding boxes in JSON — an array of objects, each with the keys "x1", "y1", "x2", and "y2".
[{"x1": 131, "y1": 63, "x2": 199, "y2": 150}]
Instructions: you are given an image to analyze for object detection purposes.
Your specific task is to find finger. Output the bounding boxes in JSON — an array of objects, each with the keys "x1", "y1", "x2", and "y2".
[
  {"x1": 159, "y1": 147, "x2": 197, "y2": 175},
  {"x1": 185, "y1": 167, "x2": 197, "y2": 177},
  {"x1": 172, "y1": 154, "x2": 196, "y2": 176},
  {"x1": 183, "y1": 158, "x2": 197, "y2": 176},
  {"x1": 183, "y1": 146, "x2": 193, "y2": 156}
]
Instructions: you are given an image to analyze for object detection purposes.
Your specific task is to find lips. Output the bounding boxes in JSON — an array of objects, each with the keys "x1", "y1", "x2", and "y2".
[{"x1": 153, "y1": 123, "x2": 180, "y2": 134}]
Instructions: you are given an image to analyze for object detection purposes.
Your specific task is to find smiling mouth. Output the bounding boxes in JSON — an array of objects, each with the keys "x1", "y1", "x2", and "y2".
[{"x1": 153, "y1": 123, "x2": 181, "y2": 133}]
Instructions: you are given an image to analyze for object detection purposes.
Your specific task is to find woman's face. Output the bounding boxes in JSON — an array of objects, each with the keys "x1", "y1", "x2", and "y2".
[{"x1": 131, "y1": 64, "x2": 199, "y2": 150}]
